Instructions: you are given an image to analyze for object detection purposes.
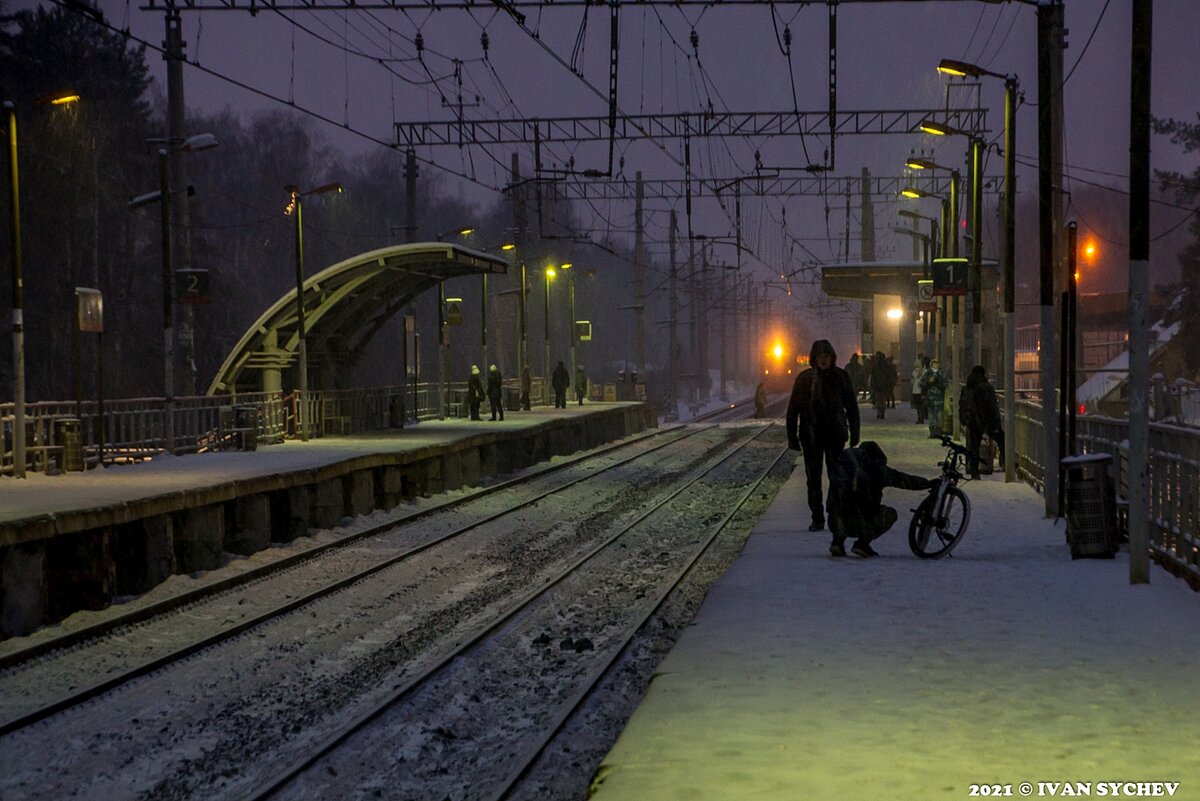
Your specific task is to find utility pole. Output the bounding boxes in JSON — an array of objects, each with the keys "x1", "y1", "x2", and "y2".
[
  {"x1": 1038, "y1": 0, "x2": 1066, "y2": 517},
  {"x1": 1003, "y1": 75, "x2": 1017, "y2": 482},
  {"x1": 1128, "y1": 0, "x2": 1152, "y2": 583},
  {"x1": 165, "y1": 10, "x2": 196, "y2": 396},
  {"x1": 860, "y1": 167, "x2": 875, "y2": 355},
  {"x1": 699, "y1": 245, "x2": 709, "y2": 400},
  {"x1": 404, "y1": 149, "x2": 419, "y2": 242},
  {"x1": 719, "y1": 265, "x2": 728, "y2": 401},
  {"x1": 634, "y1": 171, "x2": 645, "y2": 380},
  {"x1": 668, "y1": 210, "x2": 679, "y2": 421}
]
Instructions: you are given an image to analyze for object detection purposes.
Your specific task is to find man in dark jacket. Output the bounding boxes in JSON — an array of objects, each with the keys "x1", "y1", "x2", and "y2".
[
  {"x1": 959, "y1": 364, "x2": 1005, "y2": 478},
  {"x1": 551, "y1": 361, "x2": 570, "y2": 408},
  {"x1": 786, "y1": 339, "x2": 861, "y2": 532},
  {"x1": 487, "y1": 364, "x2": 504, "y2": 421},
  {"x1": 466, "y1": 365, "x2": 485, "y2": 421},
  {"x1": 826, "y1": 441, "x2": 939, "y2": 557}
]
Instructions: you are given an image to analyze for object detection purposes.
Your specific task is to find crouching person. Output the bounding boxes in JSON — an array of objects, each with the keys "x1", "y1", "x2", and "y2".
[{"x1": 826, "y1": 441, "x2": 939, "y2": 558}]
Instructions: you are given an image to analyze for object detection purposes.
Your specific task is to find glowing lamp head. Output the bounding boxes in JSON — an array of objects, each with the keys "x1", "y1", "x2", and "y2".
[
  {"x1": 545, "y1": 267, "x2": 556, "y2": 279},
  {"x1": 886, "y1": 308, "x2": 903, "y2": 320},
  {"x1": 773, "y1": 343, "x2": 784, "y2": 360},
  {"x1": 901, "y1": 189, "x2": 923, "y2": 199}
]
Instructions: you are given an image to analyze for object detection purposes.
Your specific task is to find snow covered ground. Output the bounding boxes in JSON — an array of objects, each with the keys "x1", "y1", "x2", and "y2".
[{"x1": 591, "y1": 402, "x2": 1200, "y2": 801}]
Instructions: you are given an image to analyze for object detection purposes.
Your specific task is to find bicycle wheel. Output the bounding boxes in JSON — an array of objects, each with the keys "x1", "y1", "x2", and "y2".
[{"x1": 908, "y1": 487, "x2": 971, "y2": 559}]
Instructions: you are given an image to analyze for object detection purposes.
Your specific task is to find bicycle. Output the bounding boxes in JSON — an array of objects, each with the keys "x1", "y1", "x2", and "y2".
[{"x1": 908, "y1": 434, "x2": 975, "y2": 559}]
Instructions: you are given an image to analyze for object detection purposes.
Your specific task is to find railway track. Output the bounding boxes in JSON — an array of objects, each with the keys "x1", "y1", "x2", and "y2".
[
  {"x1": 0, "y1": 414, "x2": 794, "y2": 801},
  {"x1": 0, "y1": 423, "x2": 716, "y2": 734}
]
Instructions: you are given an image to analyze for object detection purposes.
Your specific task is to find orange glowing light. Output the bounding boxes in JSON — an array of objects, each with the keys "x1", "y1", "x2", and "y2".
[
  {"x1": 1083, "y1": 240, "x2": 1098, "y2": 262},
  {"x1": 773, "y1": 343, "x2": 784, "y2": 360}
]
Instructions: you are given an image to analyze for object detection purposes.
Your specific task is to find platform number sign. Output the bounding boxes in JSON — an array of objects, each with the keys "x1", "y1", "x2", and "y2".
[
  {"x1": 175, "y1": 269, "x2": 210, "y2": 305},
  {"x1": 931, "y1": 258, "x2": 968, "y2": 296},
  {"x1": 575, "y1": 320, "x2": 592, "y2": 341}
]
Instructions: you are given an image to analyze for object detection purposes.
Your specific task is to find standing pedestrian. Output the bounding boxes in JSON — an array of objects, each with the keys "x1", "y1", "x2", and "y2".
[
  {"x1": 574, "y1": 364, "x2": 588, "y2": 405},
  {"x1": 885, "y1": 355, "x2": 898, "y2": 408},
  {"x1": 754, "y1": 382, "x2": 768, "y2": 419},
  {"x1": 911, "y1": 356, "x2": 930, "y2": 424},
  {"x1": 869, "y1": 350, "x2": 890, "y2": 420},
  {"x1": 520, "y1": 364, "x2": 532, "y2": 410},
  {"x1": 920, "y1": 359, "x2": 948, "y2": 438},
  {"x1": 845, "y1": 353, "x2": 865, "y2": 401},
  {"x1": 487, "y1": 364, "x2": 505, "y2": 421},
  {"x1": 959, "y1": 364, "x2": 1005, "y2": 478},
  {"x1": 786, "y1": 339, "x2": 861, "y2": 532},
  {"x1": 551, "y1": 361, "x2": 570, "y2": 408},
  {"x1": 467, "y1": 365, "x2": 485, "y2": 421}
]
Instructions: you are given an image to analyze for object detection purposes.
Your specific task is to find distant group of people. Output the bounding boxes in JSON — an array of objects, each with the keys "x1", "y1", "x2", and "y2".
[
  {"x1": 844, "y1": 352, "x2": 900, "y2": 420},
  {"x1": 468, "y1": 361, "x2": 589, "y2": 419},
  {"x1": 785, "y1": 338, "x2": 1005, "y2": 557}
]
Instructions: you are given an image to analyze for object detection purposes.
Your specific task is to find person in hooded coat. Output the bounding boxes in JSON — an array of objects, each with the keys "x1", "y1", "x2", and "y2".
[
  {"x1": 551, "y1": 361, "x2": 570, "y2": 408},
  {"x1": 786, "y1": 339, "x2": 861, "y2": 532},
  {"x1": 825, "y1": 441, "x2": 940, "y2": 557},
  {"x1": 487, "y1": 364, "x2": 504, "y2": 421},
  {"x1": 574, "y1": 364, "x2": 588, "y2": 405},
  {"x1": 959, "y1": 364, "x2": 1005, "y2": 478},
  {"x1": 467, "y1": 365, "x2": 485, "y2": 421}
]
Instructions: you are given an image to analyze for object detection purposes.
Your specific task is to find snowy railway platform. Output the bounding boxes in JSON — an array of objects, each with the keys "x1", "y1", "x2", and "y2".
[
  {"x1": 590, "y1": 405, "x2": 1200, "y2": 801},
  {"x1": 0, "y1": 402, "x2": 649, "y2": 639}
]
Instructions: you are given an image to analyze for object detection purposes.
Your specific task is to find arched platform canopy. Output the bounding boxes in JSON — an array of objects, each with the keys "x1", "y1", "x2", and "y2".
[{"x1": 207, "y1": 242, "x2": 508, "y2": 395}]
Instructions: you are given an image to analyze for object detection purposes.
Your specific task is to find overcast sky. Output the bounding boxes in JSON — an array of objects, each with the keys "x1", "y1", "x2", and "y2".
[{"x1": 29, "y1": 0, "x2": 1200, "y2": 334}]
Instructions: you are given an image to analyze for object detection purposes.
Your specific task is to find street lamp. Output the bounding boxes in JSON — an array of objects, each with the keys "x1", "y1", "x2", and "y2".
[
  {"x1": 5, "y1": 91, "x2": 79, "y2": 478},
  {"x1": 917, "y1": 118, "x2": 985, "y2": 364},
  {"x1": 130, "y1": 132, "x2": 218, "y2": 453},
  {"x1": 284, "y1": 181, "x2": 342, "y2": 440},
  {"x1": 433, "y1": 225, "x2": 474, "y2": 419},
  {"x1": 937, "y1": 56, "x2": 1020, "y2": 481},
  {"x1": 544, "y1": 266, "x2": 556, "y2": 387}
]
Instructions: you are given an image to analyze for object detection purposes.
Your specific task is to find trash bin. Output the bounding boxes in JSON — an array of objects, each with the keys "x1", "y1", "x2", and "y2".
[
  {"x1": 233, "y1": 404, "x2": 258, "y2": 451},
  {"x1": 55, "y1": 417, "x2": 84, "y2": 472},
  {"x1": 389, "y1": 396, "x2": 406, "y2": 428},
  {"x1": 1061, "y1": 452, "x2": 1117, "y2": 559}
]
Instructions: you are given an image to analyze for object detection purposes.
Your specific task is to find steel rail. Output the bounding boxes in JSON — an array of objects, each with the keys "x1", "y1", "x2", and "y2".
[
  {"x1": 247, "y1": 421, "x2": 779, "y2": 800},
  {"x1": 490, "y1": 437, "x2": 792, "y2": 800},
  {"x1": 0, "y1": 422, "x2": 734, "y2": 737}
]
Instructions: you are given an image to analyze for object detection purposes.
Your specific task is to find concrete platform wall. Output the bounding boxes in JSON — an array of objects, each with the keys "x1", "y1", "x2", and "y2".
[{"x1": 0, "y1": 405, "x2": 650, "y2": 639}]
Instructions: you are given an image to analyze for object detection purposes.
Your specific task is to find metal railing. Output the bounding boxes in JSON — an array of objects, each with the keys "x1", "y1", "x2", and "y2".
[
  {"x1": 1009, "y1": 392, "x2": 1200, "y2": 586},
  {"x1": 1, "y1": 378, "x2": 557, "y2": 476}
]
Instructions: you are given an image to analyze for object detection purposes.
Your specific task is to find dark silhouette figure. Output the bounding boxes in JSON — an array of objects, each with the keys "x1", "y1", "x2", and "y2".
[
  {"x1": 467, "y1": 365, "x2": 484, "y2": 421},
  {"x1": 487, "y1": 364, "x2": 504, "y2": 421},
  {"x1": 959, "y1": 364, "x2": 1005, "y2": 478},
  {"x1": 826, "y1": 441, "x2": 939, "y2": 557},
  {"x1": 786, "y1": 339, "x2": 861, "y2": 532},
  {"x1": 551, "y1": 361, "x2": 570, "y2": 408},
  {"x1": 869, "y1": 350, "x2": 890, "y2": 420},
  {"x1": 754, "y1": 383, "x2": 768, "y2": 418},
  {"x1": 575, "y1": 364, "x2": 588, "y2": 405},
  {"x1": 520, "y1": 365, "x2": 532, "y2": 410}
]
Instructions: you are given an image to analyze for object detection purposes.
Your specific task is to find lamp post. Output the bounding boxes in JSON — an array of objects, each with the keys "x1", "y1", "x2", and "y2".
[
  {"x1": 284, "y1": 181, "x2": 342, "y2": 440},
  {"x1": 434, "y1": 226, "x2": 473, "y2": 419},
  {"x1": 937, "y1": 58, "x2": 1019, "y2": 481},
  {"x1": 543, "y1": 266, "x2": 556, "y2": 389},
  {"x1": 5, "y1": 91, "x2": 79, "y2": 478},
  {"x1": 560, "y1": 263, "x2": 578, "y2": 380},
  {"x1": 901, "y1": 184, "x2": 960, "y2": 413},
  {"x1": 917, "y1": 120, "x2": 986, "y2": 372},
  {"x1": 131, "y1": 132, "x2": 218, "y2": 453}
]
